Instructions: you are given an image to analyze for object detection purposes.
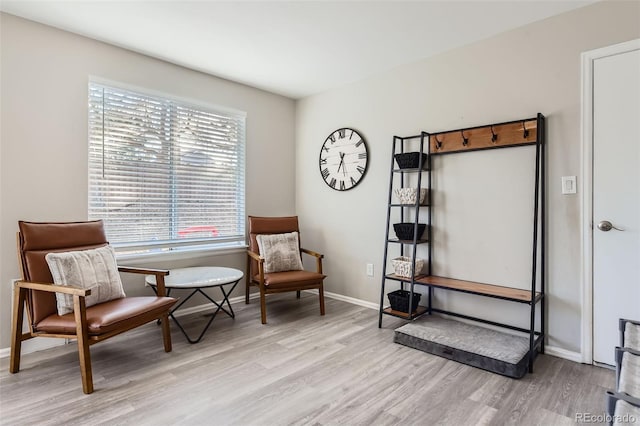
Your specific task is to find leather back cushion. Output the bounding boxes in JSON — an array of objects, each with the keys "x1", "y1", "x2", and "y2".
[
  {"x1": 18, "y1": 220, "x2": 109, "y2": 323},
  {"x1": 248, "y1": 216, "x2": 299, "y2": 277}
]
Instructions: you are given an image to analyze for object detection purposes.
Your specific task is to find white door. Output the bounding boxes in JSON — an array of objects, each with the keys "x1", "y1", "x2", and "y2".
[{"x1": 592, "y1": 46, "x2": 640, "y2": 366}]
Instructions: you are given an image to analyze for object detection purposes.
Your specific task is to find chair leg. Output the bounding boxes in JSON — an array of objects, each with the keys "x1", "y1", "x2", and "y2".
[
  {"x1": 9, "y1": 285, "x2": 26, "y2": 374},
  {"x1": 73, "y1": 296, "x2": 94, "y2": 394},
  {"x1": 260, "y1": 289, "x2": 267, "y2": 324},
  {"x1": 296, "y1": 290, "x2": 301, "y2": 299},
  {"x1": 319, "y1": 283, "x2": 325, "y2": 316},
  {"x1": 160, "y1": 313, "x2": 172, "y2": 352},
  {"x1": 245, "y1": 256, "x2": 251, "y2": 304}
]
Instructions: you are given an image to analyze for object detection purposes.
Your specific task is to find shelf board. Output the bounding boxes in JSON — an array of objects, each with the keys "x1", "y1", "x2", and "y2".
[
  {"x1": 385, "y1": 273, "x2": 427, "y2": 282},
  {"x1": 389, "y1": 203, "x2": 430, "y2": 207},
  {"x1": 416, "y1": 275, "x2": 541, "y2": 303},
  {"x1": 382, "y1": 305, "x2": 428, "y2": 320},
  {"x1": 387, "y1": 238, "x2": 429, "y2": 244}
]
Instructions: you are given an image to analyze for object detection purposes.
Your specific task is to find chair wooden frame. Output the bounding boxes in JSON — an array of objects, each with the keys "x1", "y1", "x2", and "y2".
[
  {"x1": 245, "y1": 216, "x2": 325, "y2": 324},
  {"x1": 10, "y1": 222, "x2": 176, "y2": 394}
]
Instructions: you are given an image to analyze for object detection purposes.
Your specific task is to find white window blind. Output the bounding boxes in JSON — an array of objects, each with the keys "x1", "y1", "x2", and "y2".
[{"x1": 88, "y1": 82, "x2": 246, "y2": 253}]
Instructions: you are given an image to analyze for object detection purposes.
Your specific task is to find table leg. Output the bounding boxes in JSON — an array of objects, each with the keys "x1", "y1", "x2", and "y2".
[
  {"x1": 200, "y1": 280, "x2": 239, "y2": 319},
  {"x1": 150, "y1": 279, "x2": 240, "y2": 344},
  {"x1": 219, "y1": 282, "x2": 238, "y2": 317},
  {"x1": 167, "y1": 289, "x2": 212, "y2": 343},
  {"x1": 169, "y1": 307, "x2": 217, "y2": 344}
]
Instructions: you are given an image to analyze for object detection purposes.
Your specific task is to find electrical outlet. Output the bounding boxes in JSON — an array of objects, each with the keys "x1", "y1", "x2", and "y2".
[{"x1": 366, "y1": 263, "x2": 374, "y2": 277}]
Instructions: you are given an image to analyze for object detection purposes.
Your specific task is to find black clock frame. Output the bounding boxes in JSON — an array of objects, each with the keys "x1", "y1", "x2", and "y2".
[{"x1": 318, "y1": 127, "x2": 369, "y2": 191}]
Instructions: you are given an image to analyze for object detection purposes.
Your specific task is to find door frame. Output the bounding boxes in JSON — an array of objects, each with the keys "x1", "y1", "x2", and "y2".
[{"x1": 580, "y1": 38, "x2": 640, "y2": 364}]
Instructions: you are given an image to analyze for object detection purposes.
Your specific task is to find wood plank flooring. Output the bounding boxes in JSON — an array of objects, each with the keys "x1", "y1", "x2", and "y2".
[{"x1": 0, "y1": 294, "x2": 614, "y2": 425}]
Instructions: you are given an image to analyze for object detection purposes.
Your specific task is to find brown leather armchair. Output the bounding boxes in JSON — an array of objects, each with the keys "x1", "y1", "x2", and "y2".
[
  {"x1": 10, "y1": 220, "x2": 177, "y2": 394},
  {"x1": 246, "y1": 216, "x2": 325, "y2": 324}
]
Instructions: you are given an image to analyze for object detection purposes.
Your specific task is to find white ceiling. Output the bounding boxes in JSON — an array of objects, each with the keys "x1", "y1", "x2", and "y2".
[{"x1": 1, "y1": 0, "x2": 596, "y2": 99}]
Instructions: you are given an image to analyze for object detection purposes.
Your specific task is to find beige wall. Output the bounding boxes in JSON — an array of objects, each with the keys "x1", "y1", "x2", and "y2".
[
  {"x1": 295, "y1": 0, "x2": 640, "y2": 353},
  {"x1": 0, "y1": 14, "x2": 296, "y2": 349}
]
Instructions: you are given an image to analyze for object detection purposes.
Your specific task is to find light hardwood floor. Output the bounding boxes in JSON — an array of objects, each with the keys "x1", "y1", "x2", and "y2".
[{"x1": 0, "y1": 294, "x2": 614, "y2": 425}]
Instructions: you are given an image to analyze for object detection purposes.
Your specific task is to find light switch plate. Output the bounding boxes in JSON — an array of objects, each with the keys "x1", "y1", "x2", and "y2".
[{"x1": 561, "y1": 176, "x2": 577, "y2": 194}]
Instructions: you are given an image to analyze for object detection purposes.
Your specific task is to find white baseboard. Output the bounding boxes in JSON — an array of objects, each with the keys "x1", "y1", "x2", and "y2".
[
  {"x1": 544, "y1": 345, "x2": 584, "y2": 363},
  {"x1": 314, "y1": 289, "x2": 378, "y2": 311},
  {"x1": 0, "y1": 337, "x2": 66, "y2": 359}
]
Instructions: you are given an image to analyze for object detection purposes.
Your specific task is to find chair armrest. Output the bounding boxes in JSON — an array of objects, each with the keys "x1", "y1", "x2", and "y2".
[
  {"x1": 301, "y1": 248, "x2": 324, "y2": 259},
  {"x1": 118, "y1": 266, "x2": 170, "y2": 276},
  {"x1": 621, "y1": 318, "x2": 640, "y2": 327},
  {"x1": 118, "y1": 266, "x2": 171, "y2": 297},
  {"x1": 301, "y1": 248, "x2": 324, "y2": 274},
  {"x1": 607, "y1": 390, "x2": 640, "y2": 407},
  {"x1": 15, "y1": 280, "x2": 90, "y2": 297},
  {"x1": 247, "y1": 249, "x2": 265, "y2": 284},
  {"x1": 246, "y1": 249, "x2": 264, "y2": 263},
  {"x1": 617, "y1": 346, "x2": 640, "y2": 357},
  {"x1": 606, "y1": 390, "x2": 640, "y2": 421}
]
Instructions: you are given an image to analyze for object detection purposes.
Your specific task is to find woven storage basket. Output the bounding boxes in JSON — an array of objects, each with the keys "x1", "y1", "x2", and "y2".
[
  {"x1": 394, "y1": 188, "x2": 428, "y2": 205},
  {"x1": 394, "y1": 152, "x2": 428, "y2": 169},
  {"x1": 391, "y1": 256, "x2": 424, "y2": 278},
  {"x1": 388, "y1": 289, "x2": 421, "y2": 313},
  {"x1": 393, "y1": 223, "x2": 427, "y2": 240}
]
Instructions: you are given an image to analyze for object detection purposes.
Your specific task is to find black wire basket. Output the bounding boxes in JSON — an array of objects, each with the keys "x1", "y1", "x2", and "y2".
[
  {"x1": 393, "y1": 223, "x2": 427, "y2": 240},
  {"x1": 394, "y1": 152, "x2": 428, "y2": 169},
  {"x1": 388, "y1": 290, "x2": 421, "y2": 313}
]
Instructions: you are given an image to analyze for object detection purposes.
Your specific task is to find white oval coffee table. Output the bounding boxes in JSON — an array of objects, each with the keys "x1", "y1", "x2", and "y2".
[{"x1": 146, "y1": 266, "x2": 243, "y2": 343}]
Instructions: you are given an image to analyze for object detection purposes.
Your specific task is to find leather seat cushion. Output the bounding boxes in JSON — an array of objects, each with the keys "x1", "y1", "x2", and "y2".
[
  {"x1": 253, "y1": 270, "x2": 325, "y2": 289},
  {"x1": 35, "y1": 296, "x2": 177, "y2": 335}
]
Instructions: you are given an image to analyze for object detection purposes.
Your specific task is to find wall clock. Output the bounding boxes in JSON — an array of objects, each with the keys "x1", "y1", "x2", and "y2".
[{"x1": 319, "y1": 127, "x2": 368, "y2": 191}]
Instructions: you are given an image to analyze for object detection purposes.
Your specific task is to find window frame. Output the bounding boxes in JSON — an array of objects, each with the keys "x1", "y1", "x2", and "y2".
[{"x1": 88, "y1": 78, "x2": 247, "y2": 257}]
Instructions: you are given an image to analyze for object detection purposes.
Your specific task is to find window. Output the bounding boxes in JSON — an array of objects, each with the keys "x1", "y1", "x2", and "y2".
[{"x1": 88, "y1": 82, "x2": 246, "y2": 254}]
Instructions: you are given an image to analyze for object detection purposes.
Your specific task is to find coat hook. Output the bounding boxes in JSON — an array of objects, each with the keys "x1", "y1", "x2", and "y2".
[
  {"x1": 490, "y1": 125, "x2": 498, "y2": 143},
  {"x1": 522, "y1": 121, "x2": 529, "y2": 138},
  {"x1": 435, "y1": 134, "x2": 443, "y2": 150},
  {"x1": 461, "y1": 130, "x2": 469, "y2": 146}
]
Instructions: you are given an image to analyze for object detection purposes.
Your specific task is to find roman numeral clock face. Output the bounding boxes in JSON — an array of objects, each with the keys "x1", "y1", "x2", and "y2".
[{"x1": 319, "y1": 128, "x2": 368, "y2": 191}]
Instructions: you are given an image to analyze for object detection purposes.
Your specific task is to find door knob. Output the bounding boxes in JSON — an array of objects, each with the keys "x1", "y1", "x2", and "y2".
[{"x1": 597, "y1": 220, "x2": 624, "y2": 232}]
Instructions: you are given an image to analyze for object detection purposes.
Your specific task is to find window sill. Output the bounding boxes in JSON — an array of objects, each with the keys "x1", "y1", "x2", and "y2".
[{"x1": 115, "y1": 241, "x2": 248, "y2": 266}]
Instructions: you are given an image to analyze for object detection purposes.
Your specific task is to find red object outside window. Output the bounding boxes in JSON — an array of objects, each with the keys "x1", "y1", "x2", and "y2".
[{"x1": 177, "y1": 225, "x2": 219, "y2": 238}]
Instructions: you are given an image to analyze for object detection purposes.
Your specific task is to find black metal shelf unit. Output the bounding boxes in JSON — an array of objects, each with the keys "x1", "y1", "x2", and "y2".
[
  {"x1": 378, "y1": 132, "x2": 432, "y2": 323},
  {"x1": 378, "y1": 114, "x2": 546, "y2": 374}
]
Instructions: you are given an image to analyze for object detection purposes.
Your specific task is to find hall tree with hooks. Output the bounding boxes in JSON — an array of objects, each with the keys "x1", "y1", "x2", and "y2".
[{"x1": 379, "y1": 113, "x2": 546, "y2": 374}]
